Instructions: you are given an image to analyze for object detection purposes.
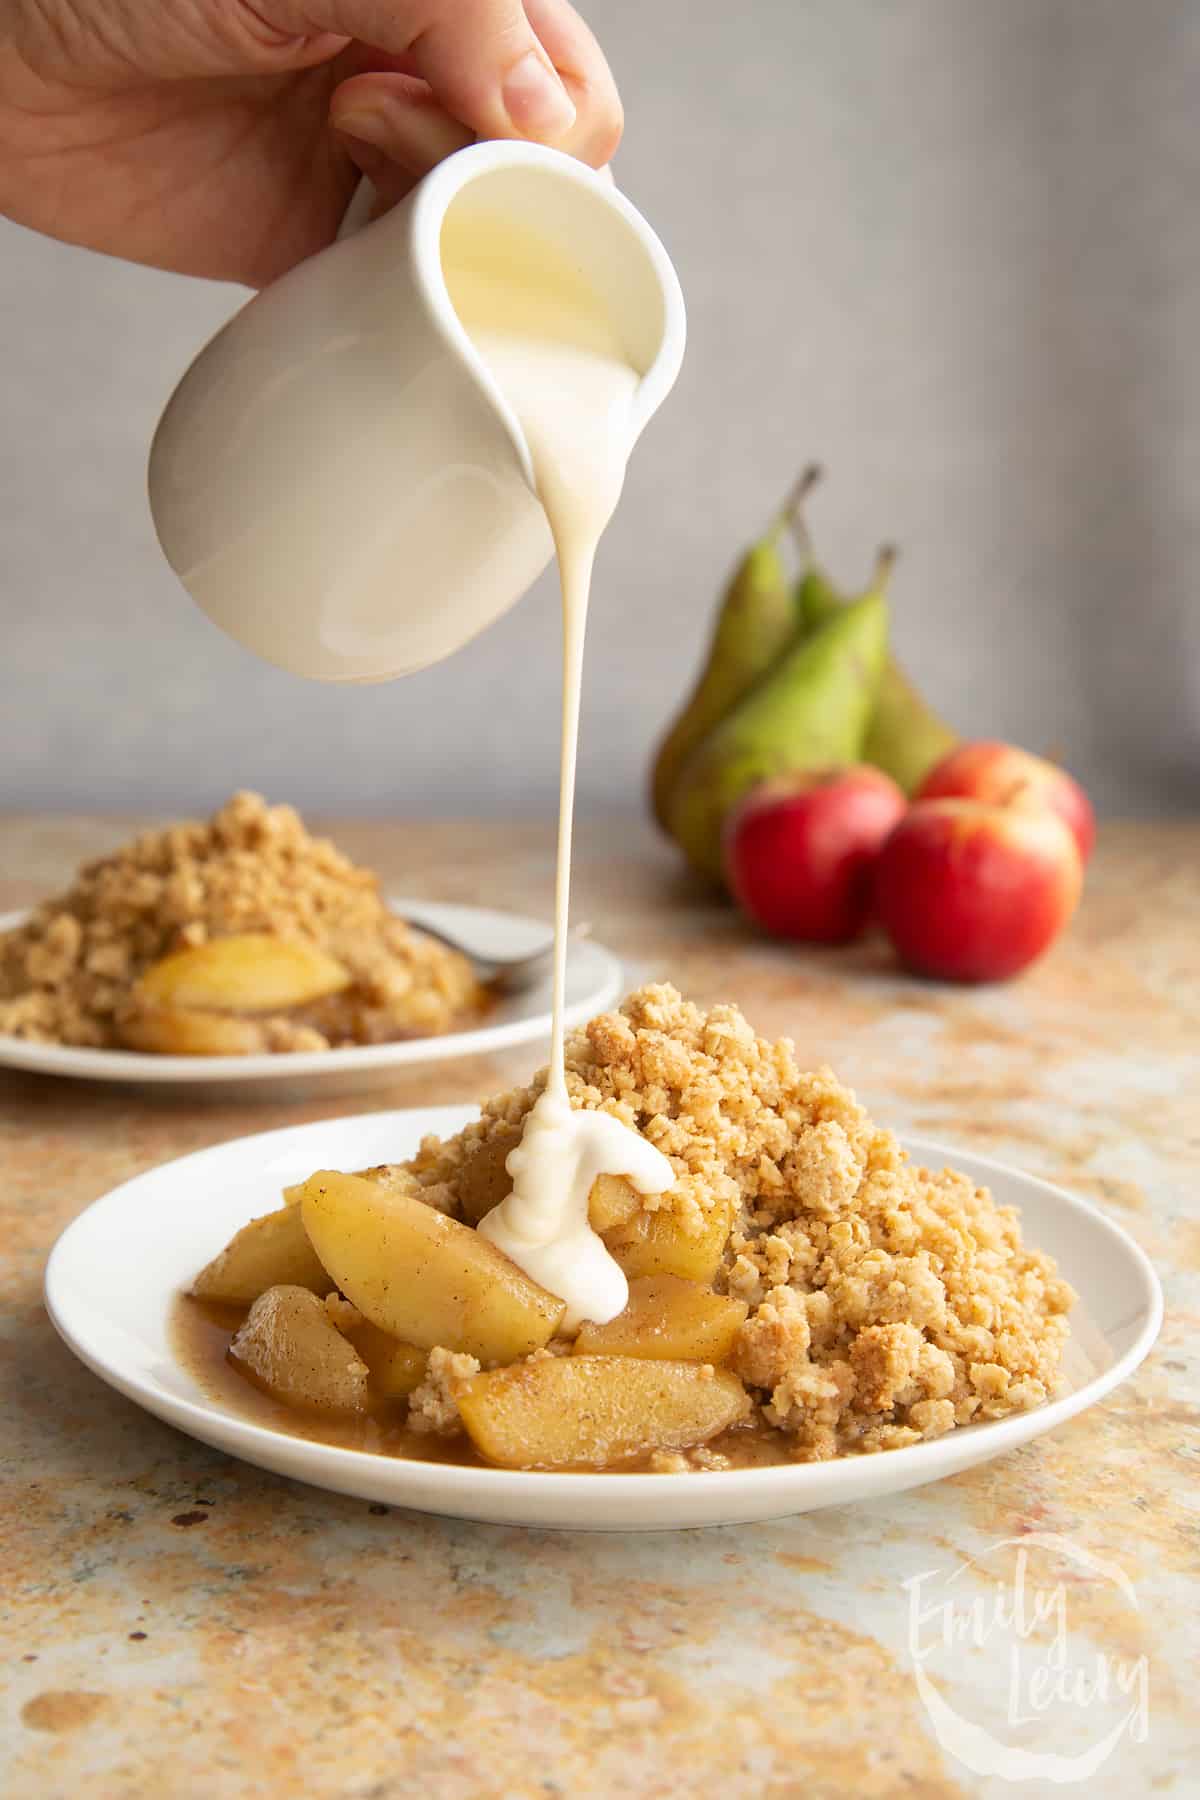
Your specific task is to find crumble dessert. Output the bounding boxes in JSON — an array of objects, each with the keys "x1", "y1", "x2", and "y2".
[
  {"x1": 0, "y1": 791, "x2": 483, "y2": 1053},
  {"x1": 180, "y1": 984, "x2": 1073, "y2": 1469}
]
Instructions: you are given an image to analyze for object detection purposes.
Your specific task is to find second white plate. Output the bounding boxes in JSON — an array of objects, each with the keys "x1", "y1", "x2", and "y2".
[
  {"x1": 44, "y1": 1107, "x2": 1162, "y2": 1530},
  {"x1": 0, "y1": 900, "x2": 621, "y2": 1097}
]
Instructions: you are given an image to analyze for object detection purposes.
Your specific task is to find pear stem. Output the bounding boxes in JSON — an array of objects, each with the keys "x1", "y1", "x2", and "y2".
[
  {"x1": 873, "y1": 543, "x2": 899, "y2": 588},
  {"x1": 782, "y1": 463, "x2": 823, "y2": 563}
]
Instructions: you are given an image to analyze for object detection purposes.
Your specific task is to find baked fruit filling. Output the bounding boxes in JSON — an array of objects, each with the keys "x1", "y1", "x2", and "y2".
[
  {"x1": 0, "y1": 792, "x2": 484, "y2": 1052},
  {"x1": 184, "y1": 984, "x2": 1074, "y2": 1471}
]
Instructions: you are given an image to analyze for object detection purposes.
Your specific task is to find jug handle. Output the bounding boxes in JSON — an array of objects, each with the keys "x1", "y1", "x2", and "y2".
[{"x1": 337, "y1": 177, "x2": 378, "y2": 240}]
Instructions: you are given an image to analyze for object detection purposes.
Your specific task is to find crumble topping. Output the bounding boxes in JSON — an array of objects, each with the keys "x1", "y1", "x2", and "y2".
[
  {"x1": 0, "y1": 791, "x2": 482, "y2": 1050},
  {"x1": 403, "y1": 983, "x2": 1074, "y2": 1462}
]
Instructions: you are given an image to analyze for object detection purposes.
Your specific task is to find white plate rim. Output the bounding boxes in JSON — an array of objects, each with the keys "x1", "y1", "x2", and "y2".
[
  {"x1": 42, "y1": 1108, "x2": 1164, "y2": 1523},
  {"x1": 0, "y1": 902, "x2": 621, "y2": 1084}
]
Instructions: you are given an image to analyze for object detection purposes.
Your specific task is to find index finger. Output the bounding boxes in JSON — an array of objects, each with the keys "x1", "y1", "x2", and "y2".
[{"x1": 522, "y1": 0, "x2": 623, "y2": 166}]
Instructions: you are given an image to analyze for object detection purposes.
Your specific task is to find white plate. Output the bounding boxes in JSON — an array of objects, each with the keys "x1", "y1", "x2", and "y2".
[
  {"x1": 44, "y1": 1107, "x2": 1162, "y2": 1531},
  {"x1": 0, "y1": 902, "x2": 621, "y2": 1098}
]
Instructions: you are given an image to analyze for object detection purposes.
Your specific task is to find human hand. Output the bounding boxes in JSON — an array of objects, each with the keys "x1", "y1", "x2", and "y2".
[{"x1": 0, "y1": 0, "x2": 622, "y2": 285}]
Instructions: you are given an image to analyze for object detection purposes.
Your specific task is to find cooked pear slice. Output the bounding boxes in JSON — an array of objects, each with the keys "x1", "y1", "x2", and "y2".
[
  {"x1": 603, "y1": 1196, "x2": 734, "y2": 1284},
  {"x1": 137, "y1": 933, "x2": 350, "y2": 1014},
  {"x1": 574, "y1": 1275, "x2": 747, "y2": 1364},
  {"x1": 117, "y1": 1004, "x2": 267, "y2": 1056},
  {"x1": 455, "y1": 1128, "x2": 521, "y2": 1227},
  {"x1": 347, "y1": 1323, "x2": 427, "y2": 1401},
  {"x1": 587, "y1": 1172, "x2": 642, "y2": 1232},
  {"x1": 457, "y1": 1356, "x2": 750, "y2": 1469},
  {"x1": 282, "y1": 1162, "x2": 417, "y2": 1210},
  {"x1": 297, "y1": 1169, "x2": 564, "y2": 1361},
  {"x1": 191, "y1": 1201, "x2": 329, "y2": 1305},
  {"x1": 455, "y1": 1145, "x2": 655, "y2": 1234},
  {"x1": 229, "y1": 1285, "x2": 368, "y2": 1415}
]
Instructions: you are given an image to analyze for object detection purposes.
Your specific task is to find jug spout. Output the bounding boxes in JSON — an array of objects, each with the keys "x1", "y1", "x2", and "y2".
[
  {"x1": 412, "y1": 143, "x2": 686, "y2": 494},
  {"x1": 148, "y1": 142, "x2": 685, "y2": 685}
]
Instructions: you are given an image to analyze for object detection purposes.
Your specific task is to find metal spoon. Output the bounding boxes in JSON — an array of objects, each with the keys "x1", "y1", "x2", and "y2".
[{"x1": 400, "y1": 915, "x2": 592, "y2": 996}]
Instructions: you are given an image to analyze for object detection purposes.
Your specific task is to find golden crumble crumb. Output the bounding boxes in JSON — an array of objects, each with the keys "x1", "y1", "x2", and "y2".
[
  {"x1": 355, "y1": 1162, "x2": 458, "y2": 1217},
  {"x1": 690, "y1": 1446, "x2": 732, "y2": 1471},
  {"x1": 0, "y1": 792, "x2": 483, "y2": 1051},
  {"x1": 732, "y1": 1287, "x2": 811, "y2": 1390},
  {"x1": 848, "y1": 1322, "x2": 924, "y2": 1409},
  {"x1": 909, "y1": 1398, "x2": 957, "y2": 1438},
  {"x1": 407, "y1": 1347, "x2": 481, "y2": 1437},
  {"x1": 648, "y1": 1443, "x2": 734, "y2": 1473}
]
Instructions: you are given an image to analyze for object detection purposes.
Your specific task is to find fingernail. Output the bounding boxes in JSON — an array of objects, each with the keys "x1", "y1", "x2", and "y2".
[
  {"x1": 332, "y1": 103, "x2": 392, "y2": 151},
  {"x1": 502, "y1": 52, "x2": 577, "y2": 138}
]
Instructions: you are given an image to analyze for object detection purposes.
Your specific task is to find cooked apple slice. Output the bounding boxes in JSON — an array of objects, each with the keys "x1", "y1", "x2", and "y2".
[
  {"x1": 229, "y1": 1285, "x2": 368, "y2": 1414},
  {"x1": 297, "y1": 1169, "x2": 564, "y2": 1361},
  {"x1": 457, "y1": 1356, "x2": 750, "y2": 1469},
  {"x1": 137, "y1": 933, "x2": 350, "y2": 1013},
  {"x1": 603, "y1": 1196, "x2": 734, "y2": 1284},
  {"x1": 574, "y1": 1275, "x2": 747, "y2": 1364},
  {"x1": 191, "y1": 1201, "x2": 329, "y2": 1305}
]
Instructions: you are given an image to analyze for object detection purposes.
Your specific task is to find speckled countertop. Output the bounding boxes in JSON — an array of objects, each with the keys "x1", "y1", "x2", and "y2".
[{"x1": 1, "y1": 814, "x2": 1196, "y2": 1799}]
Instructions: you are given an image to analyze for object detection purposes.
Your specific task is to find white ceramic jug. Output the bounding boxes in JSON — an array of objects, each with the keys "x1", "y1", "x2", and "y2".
[{"x1": 148, "y1": 142, "x2": 685, "y2": 684}]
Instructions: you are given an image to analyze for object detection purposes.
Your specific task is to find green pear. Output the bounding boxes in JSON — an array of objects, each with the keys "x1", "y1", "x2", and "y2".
[
  {"x1": 795, "y1": 561, "x2": 844, "y2": 635},
  {"x1": 791, "y1": 493, "x2": 964, "y2": 795},
  {"x1": 666, "y1": 590, "x2": 890, "y2": 880},
  {"x1": 864, "y1": 659, "x2": 958, "y2": 794},
  {"x1": 796, "y1": 541, "x2": 957, "y2": 796},
  {"x1": 649, "y1": 473, "x2": 820, "y2": 833}
]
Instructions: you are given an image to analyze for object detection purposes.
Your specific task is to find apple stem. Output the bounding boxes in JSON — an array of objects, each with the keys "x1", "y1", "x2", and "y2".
[{"x1": 782, "y1": 464, "x2": 823, "y2": 562}]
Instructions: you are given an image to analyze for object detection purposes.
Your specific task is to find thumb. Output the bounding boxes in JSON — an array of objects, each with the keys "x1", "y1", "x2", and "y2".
[
  {"x1": 411, "y1": 0, "x2": 577, "y2": 139},
  {"x1": 279, "y1": 0, "x2": 577, "y2": 140}
]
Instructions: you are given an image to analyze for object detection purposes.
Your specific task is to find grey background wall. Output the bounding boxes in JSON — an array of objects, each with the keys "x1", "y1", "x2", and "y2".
[{"x1": 2, "y1": 0, "x2": 1197, "y2": 819}]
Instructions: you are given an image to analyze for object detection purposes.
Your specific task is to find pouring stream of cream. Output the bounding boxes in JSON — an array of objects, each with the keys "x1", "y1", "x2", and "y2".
[{"x1": 441, "y1": 210, "x2": 674, "y2": 1329}]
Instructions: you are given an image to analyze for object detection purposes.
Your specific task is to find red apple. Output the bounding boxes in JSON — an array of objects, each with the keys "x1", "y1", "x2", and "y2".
[
  {"x1": 723, "y1": 766, "x2": 907, "y2": 943},
  {"x1": 919, "y1": 740, "x2": 1095, "y2": 863},
  {"x1": 874, "y1": 798, "x2": 1083, "y2": 982}
]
